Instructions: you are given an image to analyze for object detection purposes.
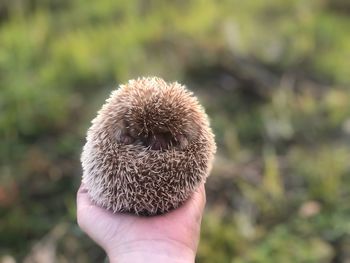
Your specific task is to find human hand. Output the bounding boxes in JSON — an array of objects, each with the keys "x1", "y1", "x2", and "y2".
[{"x1": 77, "y1": 183, "x2": 206, "y2": 263}]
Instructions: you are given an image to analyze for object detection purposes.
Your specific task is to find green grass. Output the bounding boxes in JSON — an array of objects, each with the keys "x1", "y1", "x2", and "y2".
[{"x1": 1, "y1": 0, "x2": 350, "y2": 262}]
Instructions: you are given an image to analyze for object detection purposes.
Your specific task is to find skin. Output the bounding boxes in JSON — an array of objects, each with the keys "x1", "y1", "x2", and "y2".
[{"x1": 77, "y1": 183, "x2": 206, "y2": 263}]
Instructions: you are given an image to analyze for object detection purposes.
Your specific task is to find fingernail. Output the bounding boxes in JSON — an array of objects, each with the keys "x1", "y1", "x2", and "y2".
[{"x1": 79, "y1": 185, "x2": 88, "y2": 193}]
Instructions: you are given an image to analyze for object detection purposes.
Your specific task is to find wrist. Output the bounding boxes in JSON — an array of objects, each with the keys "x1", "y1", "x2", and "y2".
[{"x1": 106, "y1": 240, "x2": 196, "y2": 263}]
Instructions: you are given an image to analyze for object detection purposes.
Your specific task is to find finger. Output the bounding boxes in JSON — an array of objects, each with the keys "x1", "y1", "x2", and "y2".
[
  {"x1": 77, "y1": 183, "x2": 124, "y2": 219},
  {"x1": 195, "y1": 183, "x2": 206, "y2": 212},
  {"x1": 78, "y1": 183, "x2": 88, "y2": 194},
  {"x1": 76, "y1": 183, "x2": 87, "y2": 229},
  {"x1": 189, "y1": 183, "x2": 206, "y2": 221},
  {"x1": 183, "y1": 183, "x2": 206, "y2": 211},
  {"x1": 76, "y1": 183, "x2": 102, "y2": 231},
  {"x1": 76, "y1": 183, "x2": 91, "y2": 208},
  {"x1": 168, "y1": 183, "x2": 206, "y2": 221}
]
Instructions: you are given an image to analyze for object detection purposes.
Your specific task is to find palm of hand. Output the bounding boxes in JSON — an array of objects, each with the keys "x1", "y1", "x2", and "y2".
[{"x1": 77, "y1": 184, "x2": 206, "y2": 262}]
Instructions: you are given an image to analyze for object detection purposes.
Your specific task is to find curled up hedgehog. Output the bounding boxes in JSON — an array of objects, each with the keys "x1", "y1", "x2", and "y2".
[{"x1": 81, "y1": 77, "x2": 216, "y2": 215}]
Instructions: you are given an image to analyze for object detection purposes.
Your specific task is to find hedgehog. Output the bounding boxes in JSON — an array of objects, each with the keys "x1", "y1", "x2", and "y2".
[{"x1": 81, "y1": 77, "x2": 216, "y2": 215}]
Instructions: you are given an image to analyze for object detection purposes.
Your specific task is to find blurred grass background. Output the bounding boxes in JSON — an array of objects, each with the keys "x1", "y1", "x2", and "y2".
[{"x1": 1, "y1": 0, "x2": 350, "y2": 262}]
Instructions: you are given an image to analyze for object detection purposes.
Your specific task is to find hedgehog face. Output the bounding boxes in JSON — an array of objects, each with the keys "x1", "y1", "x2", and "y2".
[
  {"x1": 81, "y1": 77, "x2": 216, "y2": 215},
  {"x1": 116, "y1": 124, "x2": 183, "y2": 151},
  {"x1": 112, "y1": 80, "x2": 199, "y2": 151}
]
